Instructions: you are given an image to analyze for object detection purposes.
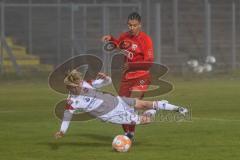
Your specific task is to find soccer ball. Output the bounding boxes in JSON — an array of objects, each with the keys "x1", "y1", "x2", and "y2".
[
  {"x1": 205, "y1": 55, "x2": 216, "y2": 64},
  {"x1": 203, "y1": 63, "x2": 212, "y2": 72},
  {"x1": 112, "y1": 135, "x2": 132, "y2": 152},
  {"x1": 187, "y1": 59, "x2": 199, "y2": 68}
]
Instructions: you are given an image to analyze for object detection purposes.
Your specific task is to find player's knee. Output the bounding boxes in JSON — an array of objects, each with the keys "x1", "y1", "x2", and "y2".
[{"x1": 134, "y1": 99, "x2": 144, "y2": 109}]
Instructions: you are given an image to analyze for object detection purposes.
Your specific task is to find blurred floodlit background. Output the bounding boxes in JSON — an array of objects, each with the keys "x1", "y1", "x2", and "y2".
[{"x1": 0, "y1": 0, "x2": 239, "y2": 77}]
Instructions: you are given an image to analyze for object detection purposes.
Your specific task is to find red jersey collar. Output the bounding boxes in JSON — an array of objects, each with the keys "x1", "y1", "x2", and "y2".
[{"x1": 128, "y1": 31, "x2": 142, "y2": 38}]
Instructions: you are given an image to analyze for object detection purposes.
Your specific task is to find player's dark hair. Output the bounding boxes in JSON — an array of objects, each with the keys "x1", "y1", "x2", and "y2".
[{"x1": 128, "y1": 12, "x2": 141, "y2": 22}]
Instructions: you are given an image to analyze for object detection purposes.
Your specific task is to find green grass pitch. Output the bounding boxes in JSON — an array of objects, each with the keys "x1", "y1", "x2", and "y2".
[{"x1": 0, "y1": 78, "x2": 240, "y2": 160}]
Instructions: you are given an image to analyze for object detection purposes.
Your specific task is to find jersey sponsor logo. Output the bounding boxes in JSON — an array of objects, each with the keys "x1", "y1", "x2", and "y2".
[
  {"x1": 131, "y1": 44, "x2": 138, "y2": 51},
  {"x1": 84, "y1": 97, "x2": 91, "y2": 102},
  {"x1": 83, "y1": 87, "x2": 89, "y2": 93},
  {"x1": 86, "y1": 98, "x2": 97, "y2": 110},
  {"x1": 139, "y1": 79, "x2": 145, "y2": 85}
]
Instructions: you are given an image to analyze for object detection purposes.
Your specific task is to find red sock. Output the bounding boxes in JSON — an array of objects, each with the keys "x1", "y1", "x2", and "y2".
[
  {"x1": 122, "y1": 124, "x2": 129, "y2": 133},
  {"x1": 129, "y1": 124, "x2": 136, "y2": 133}
]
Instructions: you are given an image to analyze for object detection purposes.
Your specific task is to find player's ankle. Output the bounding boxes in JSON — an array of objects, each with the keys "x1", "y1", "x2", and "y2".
[{"x1": 125, "y1": 132, "x2": 134, "y2": 140}]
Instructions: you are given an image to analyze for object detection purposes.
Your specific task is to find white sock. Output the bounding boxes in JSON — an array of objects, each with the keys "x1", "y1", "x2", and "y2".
[
  {"x1": 125, "y1": 132, "x2": 134, "y2": 135},
  {"x1": 153, "y1": 100, "x2": 179, "y2": 111}
]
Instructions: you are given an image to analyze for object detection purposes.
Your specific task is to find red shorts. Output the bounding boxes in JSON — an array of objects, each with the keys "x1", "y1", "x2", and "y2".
[{"x1": 119, "y1": 73, "x2": 151, "y2": 98}]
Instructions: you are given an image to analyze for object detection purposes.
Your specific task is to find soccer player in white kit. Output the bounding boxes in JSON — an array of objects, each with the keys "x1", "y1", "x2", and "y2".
[{"x1": 55, "y1": 70, "x2": 188, "y2": 139}]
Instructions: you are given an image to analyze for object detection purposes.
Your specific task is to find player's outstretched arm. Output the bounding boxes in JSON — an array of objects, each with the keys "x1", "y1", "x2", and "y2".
[
  {"x1": 55, "y1": 110, "x2": 73, "y2": 139},
  {"x1": 91, "y1": 72, "x2": 112, "y2": 88}
]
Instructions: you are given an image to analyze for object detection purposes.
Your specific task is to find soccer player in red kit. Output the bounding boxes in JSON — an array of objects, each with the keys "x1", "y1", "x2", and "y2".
[{"x1": 102, "y1": 12, "x2": 154, "y2": 140}]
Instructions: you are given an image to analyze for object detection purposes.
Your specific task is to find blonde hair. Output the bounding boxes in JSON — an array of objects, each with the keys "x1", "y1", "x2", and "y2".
[{"x1": 64, "y1": 69, "x2": 83, "y2": 86}]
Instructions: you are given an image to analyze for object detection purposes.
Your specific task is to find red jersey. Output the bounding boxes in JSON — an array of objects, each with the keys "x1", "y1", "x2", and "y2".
[{"x1": 110, "y1": 31, "x2": 154, "y2": 80}]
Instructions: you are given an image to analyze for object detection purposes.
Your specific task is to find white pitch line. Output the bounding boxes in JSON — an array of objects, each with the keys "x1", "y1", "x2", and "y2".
[
  {"x1": 0, "y1": 110, "x2": 49, "y2": 113},
  {"x1": 193, "y1": 117, "x2": 240, "y2": 122},
  {"x1": 0, "y1": 111, "x2": 239, "y2": 123}
]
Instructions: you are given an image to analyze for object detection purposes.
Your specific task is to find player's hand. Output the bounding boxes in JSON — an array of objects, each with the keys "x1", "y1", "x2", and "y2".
[
  {"x1": 55, "y1": 131, "x2": 64, "y2": 139},
  {"x1": 96, "y1": 72, "x2": 108, "y2": 80},
  {"x1": 101, "y1": 35, "x2": 111, "y2": 42}
]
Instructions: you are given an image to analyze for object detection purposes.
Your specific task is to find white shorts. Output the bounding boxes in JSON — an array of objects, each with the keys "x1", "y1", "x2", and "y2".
[{"x1": 98, "y1": 96, "x2": 141, "y2": 124}]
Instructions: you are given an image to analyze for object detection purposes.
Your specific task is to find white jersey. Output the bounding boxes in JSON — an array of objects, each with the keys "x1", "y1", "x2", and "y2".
[
  {"x1": 65, "y1": 78, "x2": 119, "y2": 116},
  {"x1": 67, "y1": 81, "x2": 104, "y2": 113},
  {"x1": 60, "y1": 76, "x2": 140, "y2": 133}
]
